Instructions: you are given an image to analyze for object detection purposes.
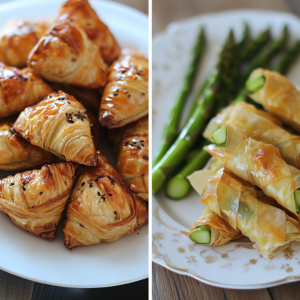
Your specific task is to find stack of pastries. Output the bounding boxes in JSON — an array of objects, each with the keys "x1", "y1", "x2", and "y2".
[
  {"x1": 186, "y1": 69, "x2": 300, "y2": 258},
  {"x1": 0, "y1": 0, "x2": 148, "y2": 250}
]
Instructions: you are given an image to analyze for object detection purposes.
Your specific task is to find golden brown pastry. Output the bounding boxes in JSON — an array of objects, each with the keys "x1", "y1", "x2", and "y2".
[
  {"x1": 56, "y1": 0, "x2": 120, "y2": 64},
  {"x1": 87, "y1": 110, "x2": 104, "y2": 149},
  {"x1": 0, "y1": 19, "x2": 48, "y2": 68},
  {"x1": 49, "y1": 82, "x2": 101, "y2": 112},
  {"x1": 182, "y1": 207, "x2": 243, "y2": 246},
  {"x1": 112, "y1": 116, "x2": 148, "y2": 201},
  {"x1": 0, "y1": 63, "x2": 53, "y2": 118},
  {"x1": 0, "y1": 118, "x2": 55, "y2": 171},
  {"x1": 28, "y1": 20, "x2": 107, "y2": 88},
  {"x1": 63, "y1": 151, "x2": 148, "y2": 250},
  {"x1": 0, "y1": 162, "x2": 76, "y2": 240},
  {"x1": 13, "y1": 91, "x2": 97, "y2": 166},
  {"x1": 99, "y1": 49, "x2": 148, "y2": 128},
  {"x1": 247, "y1": 68, "x2": 300, "y2": 132}
]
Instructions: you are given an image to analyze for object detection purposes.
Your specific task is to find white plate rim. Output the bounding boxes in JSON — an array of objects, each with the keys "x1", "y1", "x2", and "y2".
[
  {"x1": 152, "y1": 9, "x2": 300, "y2": 290},
  {"x1": 0, "y1": 0, "x2": 148, "y2": 288}
]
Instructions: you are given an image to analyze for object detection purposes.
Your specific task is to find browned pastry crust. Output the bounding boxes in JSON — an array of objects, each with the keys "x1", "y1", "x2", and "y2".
[
  {"x1": 111, "y1": 116, "x2": 148, "y2": 201},
  {"x1": 56, "y1": 0, "x2": 120, "y2": 64},
  {"x1": 63, "y1": 151, "x2": 148, "y2": 250},
  {"x1": 13, "y1": 91, "x2": 97, "y2": 166},
  {"x1": 0, "y1": 119, "x2": 55, "y2": 171},
  {"x1": 49, "y1": 82, "x2": 101, "y2": 112},
  {"x1": 0, "y1": 162, "x2": 77, "y2": 240},
  {"x1": 28, "y1": 20, "x2": 107, "y2": 88},
  {"x1": 0, "y1": 63, "x2": 53, "y2": 118},
  {"x1": 99, "y1": 49, "x2": 148, "y2": 128},
  {"x1": 0, "y1": 19, "x2": 49, "y2": 68}
]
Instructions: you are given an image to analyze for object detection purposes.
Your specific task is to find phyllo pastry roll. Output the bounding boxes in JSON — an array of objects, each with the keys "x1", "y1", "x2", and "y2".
[
  {"x1": 0, "y1": 63, "x2": 53, "y2": 118},
  {"x1": 182, "y1": 207, "x2": 242, "y2": 246},
  {"x1": 0, "y1": 119, "x2": 55, "y2": 171},
  {"x1": 246, "y1": 68, "x2": 300, "y2": 132},
  {"x1": 56, "y1": 0, "x2": 120, "y2": 64},
  {"x1": 189, "y1": 168, "x2": 300, "y2": 258},
  {"x1": 0, "y1": 162, "x2": 76, "y2": 240},
  {"x1": 204, "y1": 125, "x2": 300, "y2": 219},
  {"x1": 99, "y1": 49, "x2": 148, "y2": 128},
  {"x1": 204, "y1": 102, "x2": 300, "y2": 168},
  {"x1": 28, "y1": 20, "x2": 107, "y2": 88},
  {"x1": 63, "y1": 151, "x2": 148, "y2": 250},
  {"x1": 13, "y1": 91, "x2": 97, "y2": 166},
  {"x1": 0, "y1": 19, "x2": 48, "y2": 68},
  {"x1": 112, "y1": 116, "x2": 149, "y2": 201}
]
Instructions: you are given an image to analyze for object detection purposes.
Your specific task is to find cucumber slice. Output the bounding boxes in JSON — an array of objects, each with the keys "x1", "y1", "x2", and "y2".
[
  {"x1": 189, "y1": 225, "x2": 211, "y2": 244},
  {"x1": 294, "y1": 190, "x2": 300, "y2": 214},
  {"x1": 211, "y1": 127, "x2": 227, "y2": 147},
  {"x1": 246, "y1": 75, "x2": 266, "y2": 93}
]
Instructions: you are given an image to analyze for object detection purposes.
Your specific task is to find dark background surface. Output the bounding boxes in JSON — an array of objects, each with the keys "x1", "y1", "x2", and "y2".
[{"x1": 0, "y1": 0, "x2": 149, "y2": 300}]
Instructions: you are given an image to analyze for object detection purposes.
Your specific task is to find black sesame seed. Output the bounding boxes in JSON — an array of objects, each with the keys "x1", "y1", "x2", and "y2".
[
  {"x1": 132, "y1": 141, "x2": 137, "y2": 144},
  {"x1": 122, "y1": 70, "x2": 126, "y2": 74},
  {"x1": 140, "y1": 140, "x2": 144, "y2": 142},
  {"x1": 108, "y1": 193, "x2": 112, "y2": 196},
  {"x1": 113, "y1": 93, "x2": 118, "y2": 96},
  {"x1": 67, "y1": 120, "x2": 74, "y2": 123},
  {"x1": 0, "y1": 82, "x2": 1, "y2": 86},
  {"x1": 94, "y1": 178, "x2": 99, "y2": 182},
  {"x1": 79, "y1": 224, "x2": 84, "y2": 227},
  {"x1": 22, "y1": 187, "x2": 26, "y2": 191},
  {"x1": 136, "y1": 72, "x2": 141, "y2": 76},
  {"x1": 124, "y1": 141, "x2": 129, "y2": 146},
  {"x1": 31, "y1": 78, "x2": 33, "y2": 81},
  {"x1": 141, "y1": 144, "x2": 145, "y2": 147},
  {"x1": 98, "y1": 192, "x2": 100, "y2": 196},
  {"x1": 98, "y1": 175, "x2": 104, "y2": 178},
  {"x1": 128, "y1": 95, "x2": 131, "y2": 98},
  {"x1": 9, "y1": 183, "x2": 14, "y2": 186},
  {"x1": 22, "y1": 182, "x2": 25, "y2": 186},
  {"x1": 141, "y1": 93, "x2": 145, "y2": 95},
  {"x1": 81, "y1": 182, "x2": 85, "y2": 186},
  {"x1": 40, "y1": 191, "x2": 43, "y2": 195},
  {"x1": 89, "y1": 183, "x2": 92, "y2": 188},
  {"x1": 114, "y1": 211, "x2": 117, "y2": 215},
  {"x1": 108, "y1": 176, "x2": 112, "y2": 180}
]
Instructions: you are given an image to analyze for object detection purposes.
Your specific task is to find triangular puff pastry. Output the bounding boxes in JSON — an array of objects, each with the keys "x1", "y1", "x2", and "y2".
[
  {"x1": 63, "y1": 151, "x2": 148, "y2": 250},
  {"x1": 28, "y1": 20, "x2": 107, "y2": 88},
  {"x1": 0, "y1": 63, "x2": 53, "y2": 118},
  {"x1": 13, "y1": 91, "x2": 97, "y2": 166},
  {"x1": 0, "y1": 19, "x2": 49, "y2": 68},
  {"x1": 0, "y1": 162, "x2": 76, "y2": 240},
  {"x1": 0, "y1": 119, "x2": 55, "y2": 171},
  {"x1": 99, "y1": 49, "x2": 148, "y2": 128},
  {"x1": 111, "y1": 116, "x2": 149, "y2": 201},
  {"x1": 56, "y1": 0, "x2": 120, "y2": 64}
]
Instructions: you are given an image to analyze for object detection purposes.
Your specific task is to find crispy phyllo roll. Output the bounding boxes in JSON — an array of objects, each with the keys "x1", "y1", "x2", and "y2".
[
  {"x1": 0, "y1": 162, "x2": 76, "y2": 240},
  {"x1": 204, "y1": 102, "x2": 300, "y2": 168},
  {"x1": 63, "y1": 151, "x2": 148, "y2": 250},
  {"x1": 13, "y1": 91, "x2": 97, "y2": 166},
  {"x1": 0, "y1": 19, "x2": 48, "y2": 68},
  {"x1": 28, "y1": 20, "x2": 107, "y2": 88},
  {"x1": 56, "y1": 0, "x2": 120, "y2": 64},
  {"x1": 0, "y1": 119, "x2": 55, "y2": 171},
  {"x1": 99, "y1": 49, "x2": 148, "y2": 128},
  {"x1": 188, "y1": 168, "x2": 300, "y2": 258},
  {"x1": 112, "y1": 116, "x2": 148, "y2": 201},
  {"x1": 0, "y1": 63, "x2": 53, "y2": 118},
  {"x1": 204, "y1": 125, "x2": 300, "y2": 219},
  {"x1": 246, "y1": 68, "x2": 300, "y2": 132},
  {"x1": 182, "y1": 207, "x2": 242, "y2": 245}
]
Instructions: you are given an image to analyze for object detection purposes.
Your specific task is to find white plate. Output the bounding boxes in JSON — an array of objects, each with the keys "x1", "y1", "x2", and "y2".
[
  {"x1": 152, "y1": 10, "x2": 300, "y2": 289},
  {"x1": 0, "y1": 0, "x2": 148, "y2": 288}
]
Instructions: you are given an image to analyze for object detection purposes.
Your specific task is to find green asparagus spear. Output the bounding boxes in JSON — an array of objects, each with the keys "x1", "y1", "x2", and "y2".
[
  {"x1": 246, "y1": 75, "x2": 266, "y2": 93},
  {"x1": 153, "y1": 27, "x2": 206, "y2": 166},
  {"x1": 189, "y1": 225, "x2": 211, "y2": 244},
  {"x1": 186, "y1": 23, "x2": 249, "y2": 121},
  {"x1": 165, "y1": 144, "x2": 210, "y2": 200},
  {"x1": 273, "y1": 39, "x2": 300, "y2": 74},
  {"x1": 152, "y1": 30, "x2": 236, "y2": 194},
  {"x1": 233, "y1": 25, "x2": 289, "y2": 105},
  {"x1": 241, "y1": 24, "x2": 288, "y2": 84}
]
